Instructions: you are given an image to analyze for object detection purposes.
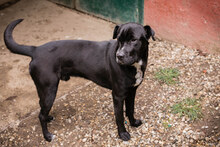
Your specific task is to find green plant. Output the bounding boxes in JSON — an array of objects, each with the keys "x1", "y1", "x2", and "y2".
[
  {"x1": 155, "y1": 68, "x2": 180, "y2": 85},
  {"x1": 171, "y1": 98, "x2": 203, "y2": 121}
]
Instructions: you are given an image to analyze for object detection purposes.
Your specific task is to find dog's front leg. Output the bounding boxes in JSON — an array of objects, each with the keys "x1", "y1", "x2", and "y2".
[
  {"x1": 125, "y1": 87, "x2": 142, "y2": 127},
  {"x1": 112, "y1": 91, "x2": 130, "y2": 141}
]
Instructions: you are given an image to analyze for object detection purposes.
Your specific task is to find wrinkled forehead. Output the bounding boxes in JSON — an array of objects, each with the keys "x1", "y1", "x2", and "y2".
[{"x1": 118, "y1": 24, "x2": 146, "y2": 40}]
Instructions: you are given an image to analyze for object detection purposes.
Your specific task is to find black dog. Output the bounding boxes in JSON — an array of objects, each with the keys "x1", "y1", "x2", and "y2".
[{"x1": 4, "y1": 19, "x2": 155, "y2": 142}]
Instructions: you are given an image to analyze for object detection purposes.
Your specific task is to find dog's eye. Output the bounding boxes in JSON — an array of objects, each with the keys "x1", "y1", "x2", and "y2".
[{"x1": 131, "y1": 39, "x2": 137, "y2": 42}]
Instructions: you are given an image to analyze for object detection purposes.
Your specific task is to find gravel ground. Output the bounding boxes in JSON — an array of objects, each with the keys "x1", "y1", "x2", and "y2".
[
  {"x1": 0, "y1": 0, "x2": 219, "y2": 146},
  {"x1": 0, "y1": 38, "x2": 219, "y2": 146}
]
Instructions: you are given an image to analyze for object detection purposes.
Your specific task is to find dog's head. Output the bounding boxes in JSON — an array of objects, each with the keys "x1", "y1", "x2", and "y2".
[{"x1": 113, "y1": 23, "x2": 155, "y2": 65}]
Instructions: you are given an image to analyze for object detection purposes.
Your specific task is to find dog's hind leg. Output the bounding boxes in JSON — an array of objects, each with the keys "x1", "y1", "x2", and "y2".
[
  {"x1": 40, "y1": 89, "x2": 58, "y2": 141},
  {"x1": 38, "y1": 78, "x2": 59, "y2": 142},
  {"x1": 31, "y1": 69, "x2": 59, "y2": 142}
]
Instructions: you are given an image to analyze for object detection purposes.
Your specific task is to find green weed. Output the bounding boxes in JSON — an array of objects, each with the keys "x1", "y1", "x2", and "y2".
[
  {"x1": 171, "y1": 98, "x2": 203, "y2": 121},
  {"x1": 155, "y1": 68, "x2": 180, "y2": 85}
]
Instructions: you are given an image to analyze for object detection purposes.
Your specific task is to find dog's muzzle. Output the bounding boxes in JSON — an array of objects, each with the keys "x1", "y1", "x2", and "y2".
[
  {"x1": 116, "y1": 51, "x2": 125, "y2": 64},
  {"x1": 116, "y1": 50, "x2": 137, "y2": 66}
]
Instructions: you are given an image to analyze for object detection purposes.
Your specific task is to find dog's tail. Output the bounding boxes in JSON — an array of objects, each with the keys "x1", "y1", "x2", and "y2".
[{"x1": 4, "y1": 19, "x2": 35, "y2": 57}]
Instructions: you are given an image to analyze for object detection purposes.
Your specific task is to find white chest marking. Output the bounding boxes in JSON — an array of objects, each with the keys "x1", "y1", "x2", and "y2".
[{"x1": 132, "y1": 60, "x2": 143, "y2": 86}]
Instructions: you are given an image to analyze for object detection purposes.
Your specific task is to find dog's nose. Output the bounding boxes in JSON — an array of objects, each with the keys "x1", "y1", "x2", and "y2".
[
  {"x1": 116, "y1": 52, "x2": 124, "y2": 60},
  {"x1": 117, "y1": 54, "x2": 124, "y2": 60}
]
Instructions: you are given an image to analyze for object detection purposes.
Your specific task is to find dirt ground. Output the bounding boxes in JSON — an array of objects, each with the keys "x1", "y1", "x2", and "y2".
[
  {"x1": 0, "y1": 0, "x2": 219, "y2": 146},
  {"x1": 0, "y1": 0, "x2": 114, "y2": 131}
]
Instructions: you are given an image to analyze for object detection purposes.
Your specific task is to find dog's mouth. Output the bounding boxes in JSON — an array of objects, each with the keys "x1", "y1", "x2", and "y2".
[
  {"x1": 116, "y1": 57, "x2": 123, "y2": 64},
  {"x1": 116, "y1": 57, "x2": 136, "y2": 66}
]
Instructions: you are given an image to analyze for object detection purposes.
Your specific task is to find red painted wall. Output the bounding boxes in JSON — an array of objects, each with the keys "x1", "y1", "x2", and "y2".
[{"x1": 144, "y1": 0, "x2": 220, "y2": 54}]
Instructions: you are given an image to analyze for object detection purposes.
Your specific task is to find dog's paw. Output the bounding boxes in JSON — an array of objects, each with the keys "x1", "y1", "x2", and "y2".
[
  {"x1": 46, "y1": 115, "x2": 54, "y2": 123},
  {"x1": 44, "y1": 132, "x2": 55, "y2": 142},
  {"x1": 130, "y1": 119, "x2": 142, "y2": 127},
  {"x1": 119, "y1": 131, "x2": 130, "y2": 141}
]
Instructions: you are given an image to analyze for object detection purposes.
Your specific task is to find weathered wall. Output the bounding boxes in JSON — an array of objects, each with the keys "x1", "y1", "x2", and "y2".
[
  {"x1": 50, "y1": 0, "x2": 144, "y2": 24},
  {"x1": 76, "y1": 0, "x2": 144, "y2": 24},
  {"x1": 144, "y1": 0, "x2": 220, "y2": 54}
]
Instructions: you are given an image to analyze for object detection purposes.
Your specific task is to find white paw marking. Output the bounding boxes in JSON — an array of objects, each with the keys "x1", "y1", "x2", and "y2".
[
  {"x1": 132, "y1": 60, "x2": 143, "y2": 86},
  {"x1": 51, "y1": 134, "x2": 56, "y2": 140}
]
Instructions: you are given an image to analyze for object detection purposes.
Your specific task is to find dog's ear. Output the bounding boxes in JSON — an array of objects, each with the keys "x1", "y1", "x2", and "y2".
[
  {"x1": 113, "y1": 25, "x2": 119, "y2": 39},
  {"x1": 144, "y1": 25, "x2": 155, "y2": 41}
]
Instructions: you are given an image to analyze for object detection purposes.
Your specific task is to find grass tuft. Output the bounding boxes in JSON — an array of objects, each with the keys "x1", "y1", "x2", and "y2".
[
  {"x1": 171, "y1": 98, "x2": 203, "y2": 121},
  {"x1": 155, "y1": 68, "x2": 180, "y2": 85}
]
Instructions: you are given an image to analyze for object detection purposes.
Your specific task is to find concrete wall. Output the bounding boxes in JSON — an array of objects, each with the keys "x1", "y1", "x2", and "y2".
[{"x1": 144, "y1": 0, "x2": 220, "y2": 54}]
